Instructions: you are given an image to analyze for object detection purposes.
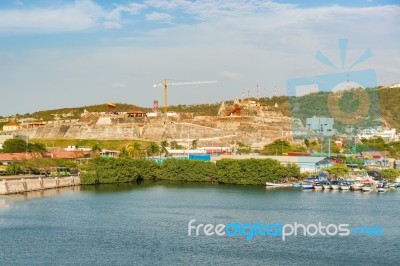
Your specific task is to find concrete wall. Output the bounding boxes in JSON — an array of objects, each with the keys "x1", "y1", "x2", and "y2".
[{"x1": 0, "y1": 176, "x2": 81, "y2": 195}]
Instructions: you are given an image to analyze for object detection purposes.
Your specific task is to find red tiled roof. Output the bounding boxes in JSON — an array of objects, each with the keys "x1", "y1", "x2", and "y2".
[
  {"x1": 5, "y1": 121, "x2": 18, "y2": 126},
  {"x1": 50, "y1": 152, "x2": 78, "y2": 159},
  {"x1": 0, "y1": 153, "x2": 36, "y2": 161},
  {"x1": 0, "y1": 151, "x2": 83, "y2": 161}
]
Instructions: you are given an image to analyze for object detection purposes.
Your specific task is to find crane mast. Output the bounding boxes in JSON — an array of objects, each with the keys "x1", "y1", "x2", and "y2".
[{"x1": 153, "y1": 79, "x2": 218, "y2": 113}]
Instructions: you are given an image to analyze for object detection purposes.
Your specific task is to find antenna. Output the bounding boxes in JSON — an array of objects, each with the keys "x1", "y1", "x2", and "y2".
[{"x1": 256, "y1": 84, "x2": 259, "y2": 101}]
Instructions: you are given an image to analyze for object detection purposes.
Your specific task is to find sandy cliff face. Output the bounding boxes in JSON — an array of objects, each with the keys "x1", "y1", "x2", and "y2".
[{"x1": 17, "y1": 113, "x2": 292, "y2": 147}]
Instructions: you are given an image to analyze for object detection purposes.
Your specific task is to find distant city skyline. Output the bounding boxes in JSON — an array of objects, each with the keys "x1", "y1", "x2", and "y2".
[{"x1": 0, "y1": 0, "x2": 399, "y2": 116}]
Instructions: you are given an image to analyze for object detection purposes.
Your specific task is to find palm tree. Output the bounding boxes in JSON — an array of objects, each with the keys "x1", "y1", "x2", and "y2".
[
  {"x1": 147, "y1": 142, "x2": 160, "y2": 157},
  {"x1": 191, "y1": 139, "x2": 198, "y2": 149},
  {"x1": 124, "y1": 145, "x2": 135, "y2": 157},
  {"x1": 160, "y1": 140, "x2": 169, "y2": 156},
  {"x1": 133, "y1": 142, "x2": 141, "y2": 158}
]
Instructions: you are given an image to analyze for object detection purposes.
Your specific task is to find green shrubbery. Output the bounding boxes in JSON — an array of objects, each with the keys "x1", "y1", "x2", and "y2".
[
  {"x1": 217, "y1": 159, "x2": 300, "y2": 185},
  {"x1": 80, "y1": 157, "x2": 301, "y2": 185},
  {"x1": 380, "y1": 168, "x2": 400, "y2": 181}
]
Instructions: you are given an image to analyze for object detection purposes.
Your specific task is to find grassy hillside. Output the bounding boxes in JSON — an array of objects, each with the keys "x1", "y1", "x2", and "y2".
[
  {"x1": 31, "y1": 139, "x2": 149, "y2": 151},
  {"x1": 31, "y1": 103, "x2": 150, "y2": 121},
  {"x1": 378, "y1": 87, "x2": 400, "y2": 130},
  {"x1": 5, "y1": 87, "x2": 400, "y2": 131}
]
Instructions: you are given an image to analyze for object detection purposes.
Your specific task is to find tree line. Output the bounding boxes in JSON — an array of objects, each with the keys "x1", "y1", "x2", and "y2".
[{"x1": 80, "y1": 157, "x2": 302, "y2": 186}]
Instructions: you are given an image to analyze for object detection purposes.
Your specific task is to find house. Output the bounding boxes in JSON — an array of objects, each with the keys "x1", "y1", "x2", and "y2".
[
  {"x1": 2, "y1": 121, "x2": 20, "y2": 132},
  {"x1": 0, "y1": 153, "x2": 36, "y2": 165}
]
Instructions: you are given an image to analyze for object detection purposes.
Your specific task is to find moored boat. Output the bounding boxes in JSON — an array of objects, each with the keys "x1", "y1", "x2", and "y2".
[
  {"x1": 377, "y1": 187, "x2": 387, "y2": 193},
  {"x1": 330, "y1": 180, "x2": 340, "y2": 190},
  {"x1": 266, "y1": 182, "x2": 292, "y2": 188},
  {"x1": 339, "y1": 181, "x2": 350, "y2": 190},
  {"x1": 361, "y1": 180, "x2": 375, "y2": 192},
  {"x1": 361, "y1": 185, "x2": 374, "y2": 192},
  {"x1": 313, "y1": 183, "x2": 323, "y2": 190},
  {"x1": 350, "y1": 182, "x2": 364, "y2": 191},
  {"x1": 301, "y1": 183, "x2": 314, "y2": 189},
  {"x1": 377, "y1": 181, "x2": 388, "y2": 193},
  {"x1": 322, "y1": 182, "x2": 331, "y2": 190}
]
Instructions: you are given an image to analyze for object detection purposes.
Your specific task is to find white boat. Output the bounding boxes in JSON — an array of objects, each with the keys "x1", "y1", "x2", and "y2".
[
  {"x1": 314, "y1": 184, "x2": 323, "y2": 190},
  {"x1": 301, "y1": 184, "x2": 314, "y2": 189},
  {"x1": 350, "y1": 183, "x2": 364, "y2": 191},
  {"x1": 340, "y1": 184, "x2": 350, "y2": 190},
  {"x1": 377, "y1": 187, "x2": 387, "y2": 193},
  {"x1": 330, "y1": 181, "x2": 340, "y2": 190},
  {"x1": 323, "y1": 184, "x2": 331, "y2": 190},
  {"x1": 361, "y1": 185, "x2": 374, "y2": 192},
  {"x1": 266, "y1": 182, "x2": 292, "y2": 188}
]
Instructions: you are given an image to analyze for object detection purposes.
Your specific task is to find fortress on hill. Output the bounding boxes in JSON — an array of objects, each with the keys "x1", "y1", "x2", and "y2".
[{"x1": 10, "y1": 100, "x2": 294, "y2": 149}]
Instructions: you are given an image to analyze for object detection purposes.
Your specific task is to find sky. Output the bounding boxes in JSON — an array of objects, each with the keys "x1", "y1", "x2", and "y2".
[{"x1": 0, "y1": 0, "x2": 399, "y2": 116}]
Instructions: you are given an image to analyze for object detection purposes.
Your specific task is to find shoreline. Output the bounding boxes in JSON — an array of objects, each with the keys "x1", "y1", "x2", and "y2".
[{"x1": 0, "y1": 176, "x2": 80, "y2": 195}]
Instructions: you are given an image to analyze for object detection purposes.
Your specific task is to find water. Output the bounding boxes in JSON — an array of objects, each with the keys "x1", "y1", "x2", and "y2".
[{"x1": 0, "y1": 183, "x2": 399, "y2": 265}]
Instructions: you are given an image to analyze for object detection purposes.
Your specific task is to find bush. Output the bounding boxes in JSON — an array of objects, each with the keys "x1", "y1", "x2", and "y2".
[
  {"x1": 157, "y1": 159, "x2": 218, "y2": 182},
  {"x1": 80, "y1": 157, "x2": 301, "y2": 186},
  {"x1": 217, "y1": 159, "x2": 300, "y2": 185},
  {"x1": 380, "y1": 168, "x2": 400, "y2": 181}
]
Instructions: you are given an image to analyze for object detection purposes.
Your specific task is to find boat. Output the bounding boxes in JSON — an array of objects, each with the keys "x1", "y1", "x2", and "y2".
[
  {"x1": 292, "y1": 183, "x2": 302, "y2": 188},
  {"x1": 377, "y1": 187, "x2": 387, "y2": 193},
  {"x1": 313, "y1": 182, "x2": 323, "y2": 190},
  {"x1": 377, "y1": 181, "x2": 388, "y2": 193},
  {"x1": 350, "y1": 182, "x2": 364, "y2": 191},
  {"x1": 361, "y1": 185, "x2": 374, "y2": 192},
  {"x1": 330, "y1": 180, "x2": 340, "y2": 190},
  {"x1": 265, "y1": 182, "x2": 292, "y2": 188},
  {"x1": 301, "y1": 183, "x2": 314, "y2": 189},
  {"x1": 339, "y1": 181, "x2": 350, "y2": 190},
  {"x1": 322, "y1": 182, "x2": 331, "y2": 190},
  {"x1": 361, "y1": 180, "x2": 375, "y2": 192}
]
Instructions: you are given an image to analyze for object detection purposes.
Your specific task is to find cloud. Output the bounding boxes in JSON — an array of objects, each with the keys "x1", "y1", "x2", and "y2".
[
  {"x1": 146, "y1": 12, "x2": 173, "y2": 22},
  {"x1": 103, "y1": 21, "x2": 121, "y2": 29},
  {"x1": 220, "y1": 71, "x2": 243, "y2": 80},
  {"x1": 0, "y1": 0, "x2": 104, "y2": 33},
  {"x1": 111, "y1": 82, "x2": 127, "y2": 89},
  {"x1": 106, "y1": 3, "x2": 146, "y2": 21}
]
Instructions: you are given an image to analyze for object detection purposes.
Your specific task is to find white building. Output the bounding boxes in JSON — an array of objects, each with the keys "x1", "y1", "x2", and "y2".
[
  {"x1": 389, "y1": 83, "x2": 400, "y2": 88},
  {"x1": 358, "y1": 128, "x2": 397, "y2": 141},
  {"x1": 2, "y1": 121, "x2": 20, "y2": 132}
]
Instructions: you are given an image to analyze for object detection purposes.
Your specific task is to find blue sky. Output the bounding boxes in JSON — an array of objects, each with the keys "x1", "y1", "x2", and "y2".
[{"x1": 0, "y1": 0, "x2": 399, "y2": 116}]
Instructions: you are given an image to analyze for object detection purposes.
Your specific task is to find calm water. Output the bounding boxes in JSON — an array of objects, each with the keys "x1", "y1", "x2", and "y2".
[{"x1": 0, "y1": 182, "x2": 399, "y2": 265}]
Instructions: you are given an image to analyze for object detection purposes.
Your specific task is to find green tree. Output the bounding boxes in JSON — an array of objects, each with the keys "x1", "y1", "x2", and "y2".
[
  {"x1": 6, "y1": 163, "x2": 22, "y2": 175},
  {"x1": 133, "y1": 142, "x2": 142, "y2": 158},
  {"x1": 191, "y1": 139, "x2": 198, "y2": 149},
  {"x1": 147, "y1": 142, "x2": 160, "y2": 157},
  {"x1": 304, "y1": 139, "x2": 310, "y2": 148},
  {"x1": 237, "y1": 142, "x2": 251, "y2": 154},
  {"x1": 326, "y1": 164, "x2": 349, "y2": 178},
  {"x1": 160, "y1": 141, "x2": 169, "y2": 156},
  {"x1": 28, "y1": 142, "x2": 47, "y2": 154},
  {"x1": 123, "y1": 145, "x2": 135, "y2": 157},
  {"x1": 380, "y1": 168, "x2": 400, "y2": 181},
  {"x1": 387, "y1": 141, "x2": 400, "y2": 159},
  {"x1": 2, "y1": 139, "x2": 28, "y2": 153},
  {"x1": 92, "y1": 142, "x2": 102, "y2": 152}
]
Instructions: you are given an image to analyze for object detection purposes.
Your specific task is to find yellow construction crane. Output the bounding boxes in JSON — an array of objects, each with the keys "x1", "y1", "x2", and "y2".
[{"x1": 153, "y1": 79, "x2": 218, "y2": 113}]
